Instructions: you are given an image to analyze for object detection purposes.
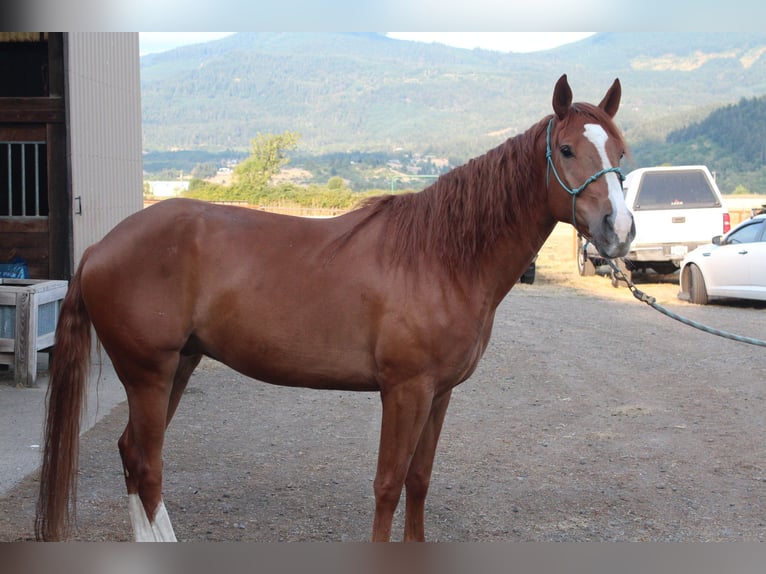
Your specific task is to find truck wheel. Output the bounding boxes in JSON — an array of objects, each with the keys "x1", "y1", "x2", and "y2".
[
  {"x1": 688, "y1": 263, "x2": 709, "y2": 305},
  {"x1": 577, "y1": 238, "x2": 596, "y2": 276}
]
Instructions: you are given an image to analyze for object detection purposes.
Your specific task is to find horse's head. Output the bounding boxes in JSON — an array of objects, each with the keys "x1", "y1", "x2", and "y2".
[{"x1": 545, "y1": 74, "x2": 635, "y2": 259}]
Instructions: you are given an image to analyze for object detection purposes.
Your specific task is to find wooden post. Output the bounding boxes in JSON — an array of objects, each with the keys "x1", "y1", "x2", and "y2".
[{"x1": 14, "y1": 288, "x2": 34, "y2": 386}]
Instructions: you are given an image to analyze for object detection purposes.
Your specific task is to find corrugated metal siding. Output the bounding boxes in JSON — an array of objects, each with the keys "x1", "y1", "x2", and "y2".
[{"x1": 66, "y1": 33, "x2": 143, "y2": 268}]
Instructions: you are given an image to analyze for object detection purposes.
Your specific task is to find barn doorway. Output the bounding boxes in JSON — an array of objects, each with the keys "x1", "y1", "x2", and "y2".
[{"x1": 0, "y1": 33, "x2": 70, "y2": 279}]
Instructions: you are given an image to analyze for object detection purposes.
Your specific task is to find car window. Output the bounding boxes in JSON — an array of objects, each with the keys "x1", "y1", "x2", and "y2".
[
  {"x1": 727, "y1": 220, "x2": 764, "y2": 244},
  {"x1": 633, "y1": 170, "x2": 721, "y2": 210}
]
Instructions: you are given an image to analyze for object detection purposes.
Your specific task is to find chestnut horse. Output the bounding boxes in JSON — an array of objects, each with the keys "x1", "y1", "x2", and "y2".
[{"x1": 36, "y1": 75, "x2": 634, "y2": 542}]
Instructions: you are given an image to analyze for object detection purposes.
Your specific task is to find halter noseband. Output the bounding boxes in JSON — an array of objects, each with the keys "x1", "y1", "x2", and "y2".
[{"x1": 545, "y1": 117, "x2": 624, "y2": 228}]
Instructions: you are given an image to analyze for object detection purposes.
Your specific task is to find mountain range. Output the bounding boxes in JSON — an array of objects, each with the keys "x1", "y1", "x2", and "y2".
[{"x1": 140, "y1": 32, "x2": 766, "y2": 190}]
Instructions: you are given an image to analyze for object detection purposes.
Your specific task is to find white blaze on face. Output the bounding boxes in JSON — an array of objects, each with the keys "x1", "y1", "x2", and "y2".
[{"x1": 583, "y1": 123, "x2": 633, "y2": 242}]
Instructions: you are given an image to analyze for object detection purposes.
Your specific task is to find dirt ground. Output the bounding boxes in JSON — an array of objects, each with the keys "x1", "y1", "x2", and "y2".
[{"x1": 1, "y1": 242, "x2": 765, "y2": 542}]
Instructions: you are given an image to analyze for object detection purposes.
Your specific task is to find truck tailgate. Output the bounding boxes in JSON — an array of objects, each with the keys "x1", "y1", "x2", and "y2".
[{"x1": 633, "y1": 208, "x2": 725, "y2": 248}]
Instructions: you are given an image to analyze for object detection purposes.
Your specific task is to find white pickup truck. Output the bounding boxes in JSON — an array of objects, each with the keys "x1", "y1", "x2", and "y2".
[{"x1": 577, "y1": 165, "x2": 730, "y2": 284}]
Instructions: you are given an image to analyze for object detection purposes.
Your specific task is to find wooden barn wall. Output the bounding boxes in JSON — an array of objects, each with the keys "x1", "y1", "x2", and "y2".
[{"x1": 65, "y1": 32, "x2": 143, "y2": 268}]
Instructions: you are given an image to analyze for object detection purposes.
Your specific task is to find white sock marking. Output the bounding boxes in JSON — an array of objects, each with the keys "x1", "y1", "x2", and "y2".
[
  {"x1": 583, "y1": 123, "x2": 632, "y2": 243},
  {"x1": 128, "y1": 493, "x2": 177, "y2": 542}
]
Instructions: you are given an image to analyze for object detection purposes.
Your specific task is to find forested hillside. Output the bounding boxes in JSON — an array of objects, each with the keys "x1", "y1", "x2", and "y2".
[
  {"x1": 669, "y1": 96, "x2": 766, "y2": 169},
  {"x1": 632, "y1": 95, "x2": 766, "y2": 194},
  {"x1": 141, "y1": 32, "x2": 766, "y2": 193}
]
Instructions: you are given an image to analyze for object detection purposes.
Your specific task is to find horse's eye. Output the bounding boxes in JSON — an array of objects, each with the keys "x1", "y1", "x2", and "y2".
[{"x1": 560, "y1": 145, "x2": 574, "y2": 158}]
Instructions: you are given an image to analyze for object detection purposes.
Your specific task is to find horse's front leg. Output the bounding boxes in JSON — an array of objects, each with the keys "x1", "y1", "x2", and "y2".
[
  {"x1": 371, "y1": 380, "x2": 435, "y2": 542},
  {"x1": 403, "y1": 389, "x2": 452, "y2": 542}
]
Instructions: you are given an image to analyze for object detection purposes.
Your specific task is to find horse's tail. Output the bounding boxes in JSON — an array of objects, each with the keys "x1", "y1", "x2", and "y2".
[{"x1": 35, "y1": 257, "x2": 92, "y2": 541}]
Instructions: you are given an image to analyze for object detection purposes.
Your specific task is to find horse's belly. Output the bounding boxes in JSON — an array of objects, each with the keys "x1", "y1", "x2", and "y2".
[
  {"x1": 229, "y1": 359, "x2": 381, "y2": 392},
  {"x1": 198, "y1": 327, "x2": 380, "y2": 392}
]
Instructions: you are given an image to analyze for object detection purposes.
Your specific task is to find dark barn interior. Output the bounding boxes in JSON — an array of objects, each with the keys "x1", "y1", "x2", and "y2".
[{"x1": 0, "y1": 32, "x2": 70, "y2": 280}]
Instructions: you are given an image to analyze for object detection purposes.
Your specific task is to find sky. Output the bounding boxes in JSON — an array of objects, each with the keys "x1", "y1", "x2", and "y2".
[
  {"x1": 138, "y1": 32, "x2": 596, "y2": 56},
  {"x1": 12, "y1": 1, "x2": 763, "y2": 34}
]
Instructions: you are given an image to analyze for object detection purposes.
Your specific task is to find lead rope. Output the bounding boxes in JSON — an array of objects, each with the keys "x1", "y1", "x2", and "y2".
[{"x1": 605, "y1": 259, "x2": 766, "y2": 348}]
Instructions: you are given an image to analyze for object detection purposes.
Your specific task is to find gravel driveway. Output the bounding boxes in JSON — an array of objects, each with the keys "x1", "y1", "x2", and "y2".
[{"x1": 1, "y1": 281, "x2": 764, "y2": 542}]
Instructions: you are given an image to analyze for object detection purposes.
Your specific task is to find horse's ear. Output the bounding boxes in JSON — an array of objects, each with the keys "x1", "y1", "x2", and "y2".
[
  {"x1": 599, "y1": 78, "x2": 621, "y2": 118},
  {"x1": 552, "y1": 74, "x2": 572, "y2": 120}
]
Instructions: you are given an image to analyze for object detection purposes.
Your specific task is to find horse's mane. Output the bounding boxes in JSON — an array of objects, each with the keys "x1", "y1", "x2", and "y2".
[{"x1": 332, "y1": 102, "x2": 623, "y2": 275}]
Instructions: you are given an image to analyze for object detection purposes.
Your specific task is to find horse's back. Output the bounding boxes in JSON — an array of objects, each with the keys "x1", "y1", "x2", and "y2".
[
  {"x1": 77, "y1": 198, "x2": 384, "y2": 385},
  {"x1": 84, "y1": 198, "x2": 333, "y2": 285}
]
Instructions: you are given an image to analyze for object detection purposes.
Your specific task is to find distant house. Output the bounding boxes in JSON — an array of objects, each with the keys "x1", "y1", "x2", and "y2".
[
  {"x1": 1, "y1": 32, "x2": 142, "y2": 279},
  {"x1": 146, "y1": 180, "x2": 190, "y2": 198}
]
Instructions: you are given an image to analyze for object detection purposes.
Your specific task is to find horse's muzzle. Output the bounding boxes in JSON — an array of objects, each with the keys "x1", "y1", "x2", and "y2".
[{"x1": 592, "y1": 215, "x2": 635, "y2": 259}]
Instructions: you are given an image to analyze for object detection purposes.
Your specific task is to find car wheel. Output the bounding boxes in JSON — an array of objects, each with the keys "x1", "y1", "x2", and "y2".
[
  {"x1": 520, "y1": 262, "x2": 535, "y2": 284},
  {"x1": 577, "y1": 237, "x2": 596, "y2": 276},
  {"x1": 688, "y1": 263, "x2": 709, "y2": 305}
]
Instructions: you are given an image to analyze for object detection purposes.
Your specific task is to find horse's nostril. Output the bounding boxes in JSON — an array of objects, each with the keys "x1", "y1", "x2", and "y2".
[{"x1": 604, "y1": 211, "x2": 635, "y2": 244}]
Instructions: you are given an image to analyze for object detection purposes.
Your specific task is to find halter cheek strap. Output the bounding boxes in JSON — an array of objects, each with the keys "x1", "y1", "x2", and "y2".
[{"x1": 545, "y1": 118, "x2": 624, "y2": 228}]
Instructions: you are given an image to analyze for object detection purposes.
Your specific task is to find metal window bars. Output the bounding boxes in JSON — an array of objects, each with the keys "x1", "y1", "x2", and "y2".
[{"x1": 1, "y1": 141, "x2": 48, "y2": 217}]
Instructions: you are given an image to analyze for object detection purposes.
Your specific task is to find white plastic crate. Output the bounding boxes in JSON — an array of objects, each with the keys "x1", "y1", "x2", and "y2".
[{"x1": 0, "y1": 279, "x2": 68, "y2": 387}]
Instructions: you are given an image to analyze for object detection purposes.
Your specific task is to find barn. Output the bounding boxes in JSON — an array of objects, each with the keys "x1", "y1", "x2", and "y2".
[
  {"x1": 1, "y1": 32, "x2": 143, "y2": 280},
  {"x1": 1, "y1": 32, "x2": 142, "y2": 385}
]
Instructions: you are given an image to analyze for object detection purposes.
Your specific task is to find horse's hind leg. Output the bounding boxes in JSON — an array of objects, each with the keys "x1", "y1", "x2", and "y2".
[
  {"x1": 166, "y1": 354, "x2": 202, "y2": 426},
  {"x1": 116, "y1": 354, "x2": 196, "y2": 541}
]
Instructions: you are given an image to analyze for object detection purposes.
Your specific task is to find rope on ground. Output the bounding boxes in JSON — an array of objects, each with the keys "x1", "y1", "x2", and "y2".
[{"x1": 606, "y1": 260, "x2": 766, "y2": 348}]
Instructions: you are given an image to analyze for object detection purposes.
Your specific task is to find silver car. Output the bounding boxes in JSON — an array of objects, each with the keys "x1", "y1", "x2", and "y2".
[{"x1": 679, "y1": 213, "x2": 766, "y2": 304}]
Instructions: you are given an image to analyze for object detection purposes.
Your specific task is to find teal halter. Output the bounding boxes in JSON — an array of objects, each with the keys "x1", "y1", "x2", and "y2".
[{"x1": 545, "y1": 118, "x2": 624, "y2": 227}]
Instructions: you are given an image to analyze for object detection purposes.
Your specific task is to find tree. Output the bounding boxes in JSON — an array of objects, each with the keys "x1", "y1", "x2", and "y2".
[
  {"x1": 191, "y1": 161, "x2": 219, "y2": 180},
  {"x1": 233, "y1": 131, "x2": 301, "y2": 201},
  {"x1": 327, "y1": 176, "x2": 346, "y2": 190},
  {"x1": 732, "y1": 184, "x2": 750, "y2": 195}
]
